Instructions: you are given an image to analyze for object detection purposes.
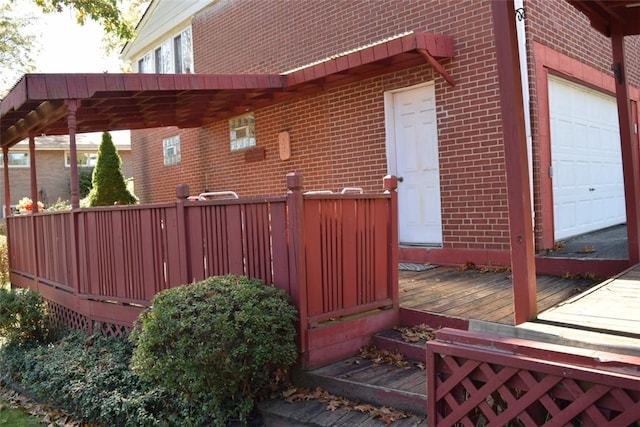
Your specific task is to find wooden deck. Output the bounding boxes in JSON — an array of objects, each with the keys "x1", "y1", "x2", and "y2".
[
  {"x1": 399, "y1": 265, "x2": 598, "y2": 325},
  {"x1": 538, "y1": 263, "x2": 640, "y2": 338}
]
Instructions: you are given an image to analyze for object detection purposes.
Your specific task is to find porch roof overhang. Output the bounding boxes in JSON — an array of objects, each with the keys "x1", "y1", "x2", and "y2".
[
  {"x1": 0, "y1": 31, "x2": 455, "y2": 149},
  {"x1": 567, "y1": 0, "x2": 640, "y2": 36}
]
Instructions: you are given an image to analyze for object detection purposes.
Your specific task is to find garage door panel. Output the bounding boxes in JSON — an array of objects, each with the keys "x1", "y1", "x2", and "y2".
[{"x1": 549, "y1": 76, "x2": 626, "y2": 240}]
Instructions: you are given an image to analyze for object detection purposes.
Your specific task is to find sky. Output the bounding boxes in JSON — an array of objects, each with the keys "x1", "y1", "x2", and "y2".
[
  {"x1": 9, "y1": 4, "x2": 129, "y2": 142},
  {"x1": 20, "y1": 3, "x2": 123, "y2": 74}
]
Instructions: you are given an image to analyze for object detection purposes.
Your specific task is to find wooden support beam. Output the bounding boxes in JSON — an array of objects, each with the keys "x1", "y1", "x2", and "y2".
[
  {"x1": 418, "y1": 48, "x2": 456, "y2": 86},
  {"x1": 2, "y1": 147, "x2": 10, "y2": 218},
  {"x1": 66, "y1": 100, "x2": 80, "y2": 209},
  {"x1": 0, "y1": 100, "x2": 67, "y2": 148},
  {"x1": 28, "y1": 133, "x2": 39, "y2": 213},
  {"x1": 491, "y1": 0, "x2": 537, "y2": 324},
  {"x1": 611, "y1": 23, "x2": 640, "y2": 263}
]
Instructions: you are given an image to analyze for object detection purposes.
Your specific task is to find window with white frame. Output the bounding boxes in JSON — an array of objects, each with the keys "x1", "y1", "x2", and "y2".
[
  {"x1": 65, "y1": 151, "x2": 98, "y2": 167},
  {"x1": 163, "y1": 135, "x2": 181, "y2": 166},
  {"x1": 154, "y1": 40, "x2": 171, "y2": 74},
  {"x1": 138, "y1": 53, "x2": 151, "y2": 73},
  {"x1": 0, "y1": 152, "x2": 29, "y2": 167},
  {"x1": 229, "y1": 114, "x2": 256, "y2": 151},
  {"x1": 174, "y1": 29, "x2": 193, "y2": 73},
  {"x1": 138, "y1": 26, "x2": 193, "y2": 74}
]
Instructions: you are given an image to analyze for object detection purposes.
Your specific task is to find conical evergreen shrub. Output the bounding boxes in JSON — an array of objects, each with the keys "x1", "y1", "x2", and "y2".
[{"x1": 87, "y1": 132, "x2": 137, "y2": 207}]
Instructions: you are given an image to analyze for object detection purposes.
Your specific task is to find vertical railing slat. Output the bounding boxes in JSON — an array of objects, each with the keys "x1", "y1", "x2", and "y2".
[
  {"x1": 270, "y1": 201, "x2": 290, "y2": 293},
  {"x1": 342, "y1": 199, "x2": 357, "y2": 308},
  {"x1": 304, "y1": 199, "x2": 324, "y2": 317}
]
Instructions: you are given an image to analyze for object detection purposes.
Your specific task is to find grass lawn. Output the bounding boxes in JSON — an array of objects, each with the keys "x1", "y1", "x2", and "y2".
[{"x1": 0, "y1": 398, "x2": 44, "y2": 426}]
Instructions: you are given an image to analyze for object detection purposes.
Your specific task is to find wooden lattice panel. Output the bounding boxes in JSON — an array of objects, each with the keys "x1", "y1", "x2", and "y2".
[
  {"x1": 47, "y1": 301, "x2": 90, "y2": 334},
  {"x1": 427, "y1": 336, "x2": 640, "y2": 426},
  {"x1": 46, "y1": 300, "x2": 131, "y2": 338},
  {"x1": 97, "y1": 321, "x2": 130, "y2": 338}
]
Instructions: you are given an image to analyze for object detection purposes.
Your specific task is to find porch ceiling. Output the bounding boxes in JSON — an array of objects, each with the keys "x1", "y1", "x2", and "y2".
[
  {"x1": 0, "y1": 31, "x2": 454, "y2": 149},
  {"x1": 567, "y1": 0, "x2": 640, "y2": 36}
]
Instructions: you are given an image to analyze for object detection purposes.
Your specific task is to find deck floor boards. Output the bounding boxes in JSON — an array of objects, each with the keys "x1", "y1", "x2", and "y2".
[
  {"x1": 399, "y1": 266, "x2": 597, "y2": 324},
  {"x1": 537, "y1": 264, "x2": 640, "y2": 337}
]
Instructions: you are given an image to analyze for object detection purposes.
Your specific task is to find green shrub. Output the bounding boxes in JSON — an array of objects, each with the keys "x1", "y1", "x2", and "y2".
[
  {"x1": 78, "y1": 168, "x2": 94, "y2": 198},
  {"x1": 0, "y1": 236, "x2": 8, "y2": 287},
  {"x1": 45, "y1": 197, "x2": 72, "y2": 212},
  {"x1": 87, "y1": 132, "x2": 137, "y2": 206},
  {"x1": 1, "y1": 331, "x2": 175, "y2": 426},
  {"x1": 0, "y1": 287, "x2": 51, "y2": 343},
  {"x1": 130, "y1": 275, "x2": 298, "y2": 426}
]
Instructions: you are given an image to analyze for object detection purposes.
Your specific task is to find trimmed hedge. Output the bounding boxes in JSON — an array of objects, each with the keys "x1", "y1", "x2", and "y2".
[
  {"x1": 130, "y1": 275, "x2": 298, "y2": 426},
  {"x1": 0, "y1": 287, "x2": 51, "y2": 344}
]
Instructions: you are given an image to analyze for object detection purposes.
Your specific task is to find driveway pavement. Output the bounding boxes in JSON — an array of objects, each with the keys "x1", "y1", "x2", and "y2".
[{"x1": 541, "y1": 224, "x2": 628, "y2": 260}]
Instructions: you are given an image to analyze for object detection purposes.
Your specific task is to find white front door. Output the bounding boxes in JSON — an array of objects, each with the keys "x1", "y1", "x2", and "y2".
[
  {"x1": 549, "y1": 76, "x2": 625, "y2": 240},
  {"x1": 386, "y1": 83, "x2": 442, "y2": 245}
]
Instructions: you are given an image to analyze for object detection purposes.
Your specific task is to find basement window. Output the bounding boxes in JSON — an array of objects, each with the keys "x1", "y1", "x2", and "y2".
[
  {"x1": 163, "y1": 135, "x2": 181, "y2": 166},
  {"x1": 230, "y1": 114, "x2": 256, "y2": 151}
]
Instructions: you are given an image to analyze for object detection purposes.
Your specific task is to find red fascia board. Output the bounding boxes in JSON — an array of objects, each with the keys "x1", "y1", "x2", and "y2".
[{"x1": 284, "y1": 31, "x2": 454, "y2": 88}]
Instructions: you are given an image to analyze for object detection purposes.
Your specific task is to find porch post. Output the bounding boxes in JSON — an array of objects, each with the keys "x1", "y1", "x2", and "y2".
[
  {"x1": 3, "y1": 146, "x2": 10, "y2": 217},
  {"x1": 175, "y1": 183, "x2": 192, "y2": 288},
  {"x1": 383, "y1": 175, "x2": 400, "y2": 309},
  {"x1": 28, "y1": 132, "x2": 39, "y2": 213},
  {"x1": 491, "y1": 0, "x2": 537, "y2": 324},
  {"x1": 66, "y1": 100, "x2": 81, "y2": 209},
  {"x1": 611, "y1": 24, "x2": 640, "y2": 264},
  {"x1": 286, "y1": 172, "x2": 308, "y2": 355}
]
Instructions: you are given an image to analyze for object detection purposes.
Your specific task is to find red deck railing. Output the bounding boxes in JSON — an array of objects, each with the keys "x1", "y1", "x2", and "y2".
[{"x1": 6, "y1": 173, "x2": 399, "y2": 369}]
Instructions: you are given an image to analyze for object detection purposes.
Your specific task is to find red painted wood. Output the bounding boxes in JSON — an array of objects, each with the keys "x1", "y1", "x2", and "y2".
[
  {"x1": 373, "y1": 199, "x2": 389, "y2": 301},
  {"x1": 342, "y1": 199, "x2": 357, "y2": 308},
  {"x1": 286, "y1": 172, "x2": 309, "y2": 353},
  {"x1": 269, "y1": 200, "x2": 290, "y2": 293},
  {"x1": 385, "y1": 175, "x2": 400, "y2": 310},
  {"x1": 185, "y1": 205, "x2": 205, "y2": 282},
  {"x1": 8, "y1": 175, "x2": 398, "y2": 368},
  {"x1": 36, "y1": 213, "x2": 74, "y2": 288},
  {"x1": 307, "y1": 300, "x2": 393, "y2": 325},
  {"x1": 427, "y1": 328, "x2": 640, "y2": 426},
  {"x1": 174, "y1": 195, "x2": 190, "y2": 286},
  {"x1": 65, "y1": 75, "x2": 90, "y2": 99},
  {"x1": 2, "y1": 147, "x2": 10, "y2": 220},
  {"x1": 491, "y1": 0, "x2": 537, "y2": 324},
  {"x1": 301, "y1": 308, "x2": 399, "y2": 370},
  {"x1": 304, "y1": 198, "x2": 324, "y2": 316},
  {"x1": 611, "y1": 25, "x2": 640, "y2": 264}
]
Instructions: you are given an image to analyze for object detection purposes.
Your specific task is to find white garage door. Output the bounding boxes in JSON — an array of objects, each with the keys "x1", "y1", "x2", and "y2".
[{"x1": 549, "y1": 76, "x2": 625, "y2": 240}]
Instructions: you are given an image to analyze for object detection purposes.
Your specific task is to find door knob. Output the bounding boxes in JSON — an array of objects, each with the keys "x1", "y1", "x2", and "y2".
[{"x1": 397, "y1": 177, "x2": 404, "y2": 183}]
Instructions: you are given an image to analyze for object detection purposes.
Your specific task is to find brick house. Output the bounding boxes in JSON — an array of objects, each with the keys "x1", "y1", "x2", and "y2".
[
  {"x1": 0, "y1": 131, "x2": 132, "y2": 216},
  {"x1": 121, "y1": 0, "x2": 640, "y2": 271}
]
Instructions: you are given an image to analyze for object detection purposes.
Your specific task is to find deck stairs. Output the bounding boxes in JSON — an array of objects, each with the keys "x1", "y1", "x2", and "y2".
[
  {"x1": 259, "y1": 316, "x2": 640, "y2": 426},
  {"x1": 259, "y1": 329, "x2": 430, "y2": 426}
]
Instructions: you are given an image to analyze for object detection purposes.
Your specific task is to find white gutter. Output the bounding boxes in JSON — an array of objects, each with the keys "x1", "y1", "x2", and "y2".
[{"x1": 515, "y1": 0, "x2": 534, "y2": 219}]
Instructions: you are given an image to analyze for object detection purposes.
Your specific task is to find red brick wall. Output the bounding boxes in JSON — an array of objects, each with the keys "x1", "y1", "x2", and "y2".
[
  {"x1": 525, "y1": 1, "x2": 640, "y2": 250},
  {"x1": 526, "y1": 1, "x2": 640, "y2": 86},
  {"x1": 131, "y1": 0, "x2": 640, "y2": 256}
]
